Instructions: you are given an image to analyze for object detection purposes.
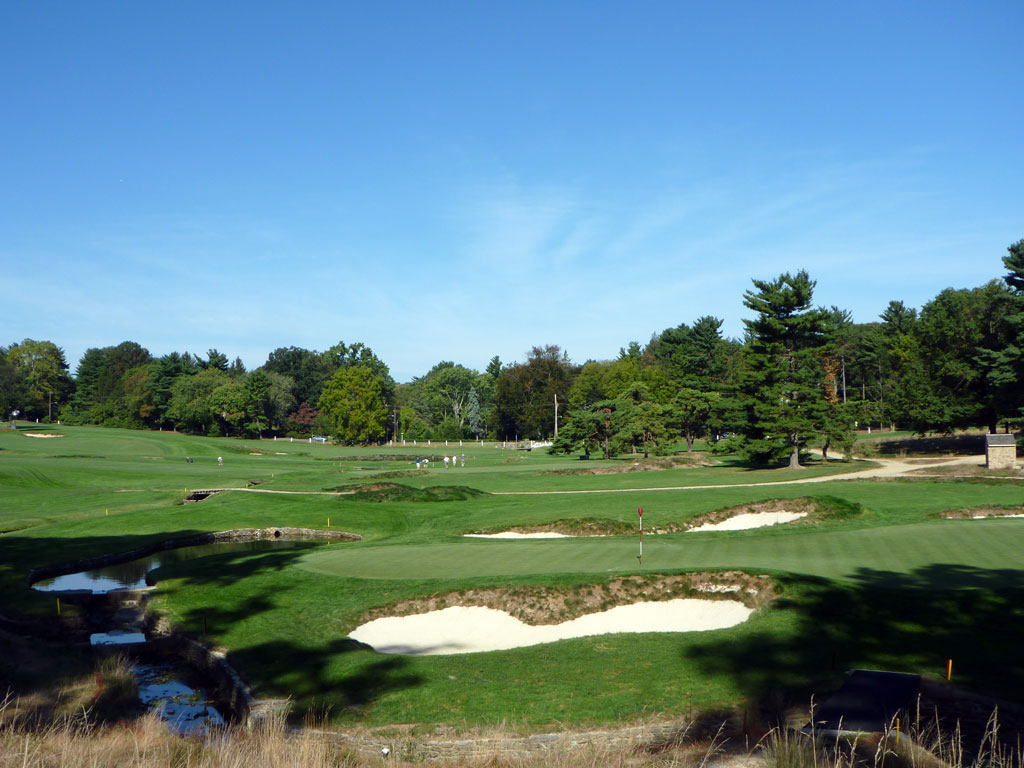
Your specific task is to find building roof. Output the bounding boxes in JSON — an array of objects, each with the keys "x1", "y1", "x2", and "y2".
[{"x1": 986, "y1": 434, "x2": 1017, "y2": 447}]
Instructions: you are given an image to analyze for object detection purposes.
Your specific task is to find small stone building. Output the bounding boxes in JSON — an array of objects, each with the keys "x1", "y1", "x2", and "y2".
[{"x1": 985, "y1": 433, "x2": 1018, "y2": 470}]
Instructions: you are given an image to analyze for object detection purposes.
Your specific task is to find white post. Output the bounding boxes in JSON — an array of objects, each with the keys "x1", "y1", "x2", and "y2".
[{"x1": 638, "y1": 507, "x2": 644, "y2": 564}]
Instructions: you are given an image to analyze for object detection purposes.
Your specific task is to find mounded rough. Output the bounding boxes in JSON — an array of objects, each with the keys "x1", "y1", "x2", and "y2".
[{"x1": 356, "y1": 572, "x2": 775, "y2": 628}]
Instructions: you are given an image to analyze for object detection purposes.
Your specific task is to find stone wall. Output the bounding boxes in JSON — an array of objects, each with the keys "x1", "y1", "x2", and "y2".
[{"x1": 987, "y1": 444, "x2": 1017, "y2": 470}]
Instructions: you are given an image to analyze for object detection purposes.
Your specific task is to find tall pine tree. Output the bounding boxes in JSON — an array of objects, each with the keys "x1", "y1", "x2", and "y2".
[
  {"x1": 977, "y1": 238, "x2": 1024, "y2": 430},
  {"x1": 739, "y1": 270, "x2": 830, "y2": 468}
]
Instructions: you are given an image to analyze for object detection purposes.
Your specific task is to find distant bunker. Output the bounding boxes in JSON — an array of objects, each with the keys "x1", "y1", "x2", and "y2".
[{"x1": 464, "y1": 498, "x2": 858, "y2": 539}]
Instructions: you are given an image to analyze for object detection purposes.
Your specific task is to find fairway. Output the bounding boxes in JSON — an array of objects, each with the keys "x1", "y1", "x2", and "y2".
[
  {"x1": 3, "y1": 424, "x2": 1024, "y2": 727},
  {"x1": 298, "y1": 519, "x2": 1024, "y2": 584}
]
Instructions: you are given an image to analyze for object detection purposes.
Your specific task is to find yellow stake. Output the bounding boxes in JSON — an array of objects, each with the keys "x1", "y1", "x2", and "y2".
[
  {"x1": 105, "y1": 509, "x2": 108, "y2": 516},
  {"x1": 57, "y1": 597, "x2": 60, "y2": 616},
  {"x1": 947, "y1": 659, "x2": 953, "y2": 681},
  {"x1": 327, "y1": 517, "x2": 330, "y2": 528}
]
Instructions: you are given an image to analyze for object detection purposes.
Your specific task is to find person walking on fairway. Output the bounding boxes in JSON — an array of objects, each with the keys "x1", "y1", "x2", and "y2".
[
  {"x1": 461, "y1": 453, "x2": 465, "y2": 467},
  {"x1": 444, "y1": 455, "x2": 450, "y2": 469},
  {"x1": 416, "y1": 458, "x2": 421, "y2": 470}
]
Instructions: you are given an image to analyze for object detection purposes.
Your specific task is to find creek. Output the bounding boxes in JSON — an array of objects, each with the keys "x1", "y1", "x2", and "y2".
[
  {"x1": 32, "y1": 539, "x2": 322, "y2": 594},
  {"x1": 30, "y1": 536, "x2": 330, "y2": 731}
]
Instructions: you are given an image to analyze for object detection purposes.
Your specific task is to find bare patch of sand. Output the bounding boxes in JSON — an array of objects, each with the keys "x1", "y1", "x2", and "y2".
[
  {"x1": 942, "y1": 506, "x2": 1024, "y2": 519},
  {"x1": 688, "y1": 511, "x2": 807, "y2": 532},
  {"x1": 350, "y1": 599, "x2": 753, "y2": 655},
  {"x1": 24, "y1": 433, "x2": 63, "y2": 438}
]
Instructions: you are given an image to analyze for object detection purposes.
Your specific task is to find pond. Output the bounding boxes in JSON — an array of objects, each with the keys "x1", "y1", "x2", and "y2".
[{"x1": 32, "y1": 539, "x2": 324, "y2": 594}]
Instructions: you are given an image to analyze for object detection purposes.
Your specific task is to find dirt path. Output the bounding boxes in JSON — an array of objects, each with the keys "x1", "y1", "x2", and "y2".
[{"x1": 489, "y1": 454, "x2": 986, "y2": 496}]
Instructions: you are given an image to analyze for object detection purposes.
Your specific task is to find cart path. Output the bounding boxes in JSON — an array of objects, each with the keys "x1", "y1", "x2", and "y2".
[{"x1": 488, "y1": 454, "x2": 986, "y2": 496}]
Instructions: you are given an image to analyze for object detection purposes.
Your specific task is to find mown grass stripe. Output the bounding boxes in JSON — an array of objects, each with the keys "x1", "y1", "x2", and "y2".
[{"x1": 298, "y1": 520, "x2": 1024, "y2": 585}]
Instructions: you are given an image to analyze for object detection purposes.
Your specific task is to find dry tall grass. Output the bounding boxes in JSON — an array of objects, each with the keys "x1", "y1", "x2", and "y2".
[
  {"x1": 0, "y1": 698, "x2": 731, "y2": 768},
  {"x1": 4, "y1": 691, "x2": 1024, "y2": 768}
]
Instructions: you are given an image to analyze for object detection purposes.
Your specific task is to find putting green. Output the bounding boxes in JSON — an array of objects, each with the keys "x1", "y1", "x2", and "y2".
[{"x1": 298, "y1": 518, "x2": 1024, "y2": 586}]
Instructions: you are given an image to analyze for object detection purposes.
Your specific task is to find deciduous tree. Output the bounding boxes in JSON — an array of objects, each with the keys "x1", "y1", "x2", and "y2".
[{"x1": 318, "y1": 365, "x2": 391, "y2": 444}]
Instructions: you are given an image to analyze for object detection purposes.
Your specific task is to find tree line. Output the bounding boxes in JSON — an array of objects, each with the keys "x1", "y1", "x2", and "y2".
[{"x1": 2, "y1": 239, "x2": 1021, "y2": 466}]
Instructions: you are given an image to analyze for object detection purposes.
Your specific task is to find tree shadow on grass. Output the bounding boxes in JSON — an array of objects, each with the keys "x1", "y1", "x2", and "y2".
[
  {"x1": 224, "y1": 638, "x2": 423, "y2": 718},
  {"x1": 2, "y1": 530, "x2": 424, "y2": 722},
  {"x1": 683, "y1": 564, "x2": 1024, "y2": 747}
]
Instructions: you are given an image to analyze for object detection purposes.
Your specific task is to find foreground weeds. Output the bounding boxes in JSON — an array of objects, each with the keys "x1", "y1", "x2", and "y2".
[
  {"x1": 0, "y1": 708, "x2": 356, "y2": 768},
  {"x1": 0, "y1": 709, "x2": 728, "y2": 768},
  {"x1": 761, "y1": 703, "x2": 1024, "y2": 768}
]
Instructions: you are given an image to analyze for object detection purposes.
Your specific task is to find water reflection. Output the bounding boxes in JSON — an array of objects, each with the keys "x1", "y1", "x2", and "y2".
[
  {"x1": 91, "y1": 630, "x2": 147, "y2": 646},
  {"x1": 134, "y1": 662, "x2": 226, "y2": 734},
  {"x1": 33, "y1": 540, "x2": 323, "y2": 593}
]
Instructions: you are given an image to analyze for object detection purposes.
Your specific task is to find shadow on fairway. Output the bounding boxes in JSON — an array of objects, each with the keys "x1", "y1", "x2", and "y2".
[
  {"x1": 683, "y1": 564, "x2": 1024, "y2": 718},
  {"x1": 1, "y1": 530, "x2": 424, "y2": 719},
  {"x1": 872, "y1": 433, "x2": 988, "y2": 456}
]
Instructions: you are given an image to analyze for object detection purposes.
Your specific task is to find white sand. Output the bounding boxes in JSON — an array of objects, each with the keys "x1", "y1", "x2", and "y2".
[
  {"x1": 24, "y1": 432, "x2": 63, "y2": 438},
  {"x1": 972, "y1": 513, "x2": 1024, "y2": 519},
  {"x1": 464, "y1": 532, "x2": 571, "y2": 539},
  {"x1": 688, "y1": 511, "x2": 807, "y2": 532},
  {"x1": 349, "y1": 599, "x2": 752, "y2": 655}
]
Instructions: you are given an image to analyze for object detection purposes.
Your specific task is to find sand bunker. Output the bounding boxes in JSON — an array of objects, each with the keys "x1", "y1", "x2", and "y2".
[
  {"x1": 464, "y1": 532, "x2": 571, "y2": 539},
  {"x1": 972, "y1": 513, "x2": 1024, "y2": 519},
  {"x1": 24, "y1": 432, "x2": 63, "y2": 438},
  {"x1": 689, "y1": 511, "x2": 807, "y2": 532},
  {"x1": 349, "y1": 599, "x2": 752, "y2": 655}
]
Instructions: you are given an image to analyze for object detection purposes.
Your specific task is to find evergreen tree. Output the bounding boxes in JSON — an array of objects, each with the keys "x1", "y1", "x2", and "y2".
[
  {"x1": 0, "y1": 346, "x2": 28, "y2": 421},
  {"x1": 977, "y1": 238, "x2": 1024, "y2": 430},
  {"x1": 739, "y1": 271, "x2": 830, "y2": 468}
]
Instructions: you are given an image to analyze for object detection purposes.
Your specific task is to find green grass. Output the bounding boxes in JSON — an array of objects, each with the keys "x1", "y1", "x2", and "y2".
[{"x1": 2, "y1": 424, "x2": 1023, "y2": 729}]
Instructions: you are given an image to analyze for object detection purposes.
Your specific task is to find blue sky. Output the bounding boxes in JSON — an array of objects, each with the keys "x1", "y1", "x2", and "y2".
[{"x1": 2, "y1": 2, "x2": 1021, "y2": 382}]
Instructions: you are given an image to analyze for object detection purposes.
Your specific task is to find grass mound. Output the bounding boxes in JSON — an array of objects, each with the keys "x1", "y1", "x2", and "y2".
[
  {"x1": 471, "y1": 517, "x2": 637, "y2": 537},
  {"x1": 356, "y1": 571, "x2": 775, "y2": 628},
  {"x1": 687, "y1": 496, "x2": 864, "y2": 529},
  {"x1": 545, "y1": 453, "x2": 716, "y2": 475},
  {"x1": 327, "y1": 482, "x2": 485, "y2": 502}
]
